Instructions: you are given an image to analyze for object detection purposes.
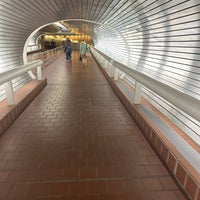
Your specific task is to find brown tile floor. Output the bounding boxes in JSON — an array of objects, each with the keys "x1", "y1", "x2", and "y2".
[{"x1": 0, "y1": 52, "x2": 187, "y2": 200}]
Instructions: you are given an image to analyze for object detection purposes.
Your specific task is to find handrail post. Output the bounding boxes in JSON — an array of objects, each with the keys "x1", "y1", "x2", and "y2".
[
  {"x1": 104, "y1": 61, "x2": 108, "y2": 69},
  {"x1": 37, "y1": 65, "x2": 42, "y2": 80},
  {"x1": 109, "y1": 59, "x2": 114, "y2": 78},
  {"x1": 114, "y1": 67, "x2": 119, "y2": 80},
  {"x1": 134, "y1": 81, "x2": 142, "y2": 104},
  {"x1": 5, "y1": 81, "x2": 15, "y2": 105},
  {"x1": 0, "y1": 60, "x2": 43, "y2": 105},
  {"x1": 28, "y1": 71, "x2": 36, "y2": 79},
  {"x1": 120, "y1": 73, "x2": 126, "y2": 79},
  {"x1": 109, "y1": 63, "x2": 113, "y2": 77},
  {"x1": 103, "y1": 59, "x2": 107, "y2": 69}
]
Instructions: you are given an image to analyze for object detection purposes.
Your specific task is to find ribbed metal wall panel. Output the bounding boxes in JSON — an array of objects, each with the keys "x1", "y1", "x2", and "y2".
[
  {"x1": 93, "y1": 0, "x2": 200, "y2": 144},
  {"x1": 0, "y1": 0, "x2": 199, "y2": 143}
]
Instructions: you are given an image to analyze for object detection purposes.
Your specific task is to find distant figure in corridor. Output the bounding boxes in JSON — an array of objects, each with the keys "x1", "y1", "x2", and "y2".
[
  {"x1": 64, "y1": 38, "x2": 72, "y2": 62},
  {"x1": 51, "y1": 39, "x2": 56, "y2": 48},
  {"x1": 80, "y1": 40, "x2": 88, "y2": 65}
]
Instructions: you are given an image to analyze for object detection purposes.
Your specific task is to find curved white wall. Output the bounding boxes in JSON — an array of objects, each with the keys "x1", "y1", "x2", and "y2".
[{"x1": 0, "y1": 0, "x2": 199, "y2": 141}]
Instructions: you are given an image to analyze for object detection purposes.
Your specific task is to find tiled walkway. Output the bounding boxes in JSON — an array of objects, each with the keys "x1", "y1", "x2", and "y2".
[{"x1": 0, "y1": 52, "x2": 187, "y2": 200}]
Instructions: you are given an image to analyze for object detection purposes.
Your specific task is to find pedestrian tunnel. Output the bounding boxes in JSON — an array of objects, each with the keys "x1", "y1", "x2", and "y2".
[{"x1": 0, "y1": 1, "x2": 200, "y2": 199}]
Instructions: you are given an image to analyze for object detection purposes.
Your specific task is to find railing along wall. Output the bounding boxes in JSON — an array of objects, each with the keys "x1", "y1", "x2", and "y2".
[
  {"x1": 91, "y1": 47, "x2": 200, "y2": 145},
  {"x1": 93, "y1": 1, "x2": 200, "y2": 146},
  {"x1": 0, "y1": 46, "x2": 63, "y2": 103},
  {"x1": 91, "y1": 46, "x2": 200, "y2": 200},
  {"x1": 0, "y1": 60, "x2": 43, "y2": 105},
  {"x1": 27, "y1": 46, "x2": 64, "y2": 63}
]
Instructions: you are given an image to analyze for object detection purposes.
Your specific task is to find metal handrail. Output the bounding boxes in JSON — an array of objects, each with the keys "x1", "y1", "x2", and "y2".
[
  {"x1": 91, "y1": 47, "x2": 200, "y2": 122},
  {"x1": 29, "y1": 46, "x2": 64, "y2": 62},
  {"x1": 0, "y1": 60, "x2": 43, "y2": 105}
]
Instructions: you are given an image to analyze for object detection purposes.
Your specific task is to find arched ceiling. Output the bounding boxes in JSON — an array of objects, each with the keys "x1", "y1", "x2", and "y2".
[
  {"x1": 0, "y1": 0, "x2": 133, "y2": 71},
  {"x1": 38, "y1": 19, "x2": 119, "y2": 40},
  {"x1": 0, "y1": 0, "x2": 200, "y2": 101}
]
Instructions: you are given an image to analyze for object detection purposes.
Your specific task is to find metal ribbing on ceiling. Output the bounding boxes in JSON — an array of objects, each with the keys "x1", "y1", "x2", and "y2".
[
  {"x1": 0, "y1": 0, "x2": 199, "y2": 140},
  {"x1": 0, "y1": 0, "x2": 199, "y2": 97}
]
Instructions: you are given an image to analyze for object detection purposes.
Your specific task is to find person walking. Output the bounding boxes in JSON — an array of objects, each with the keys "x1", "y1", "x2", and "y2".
[
  {"x1": 64, "y1": 39, "x2": 72, "y2": 62},
  {"x1": 80, "y1": 40, "x2": 88, "y2": 65}
]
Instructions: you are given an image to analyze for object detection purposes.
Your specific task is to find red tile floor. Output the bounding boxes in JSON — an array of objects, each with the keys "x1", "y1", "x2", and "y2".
[{"x1": 0, "y1": 52, "x2": 187, "y2": 199}]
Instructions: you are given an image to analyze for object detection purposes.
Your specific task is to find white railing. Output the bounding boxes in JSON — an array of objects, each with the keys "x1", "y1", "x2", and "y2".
[
  {"x1": 26, "y1": 46, "x2": 64, "y2": 80},
  {"x1": 0, "y1": 60, "x2": 43, "y2": 105},
  {"x1": 27, "y1": 44, "x2": 40, "y2": 53},
  {"x1": 91, "y1": 47, "x2": 200, "y2": 123},
  {"x1": 1, "y1": 46, "x2": 63, "y2": 105},
  {"x1": 28, "y1": 46, "x2": 64, "y2": 62}
]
